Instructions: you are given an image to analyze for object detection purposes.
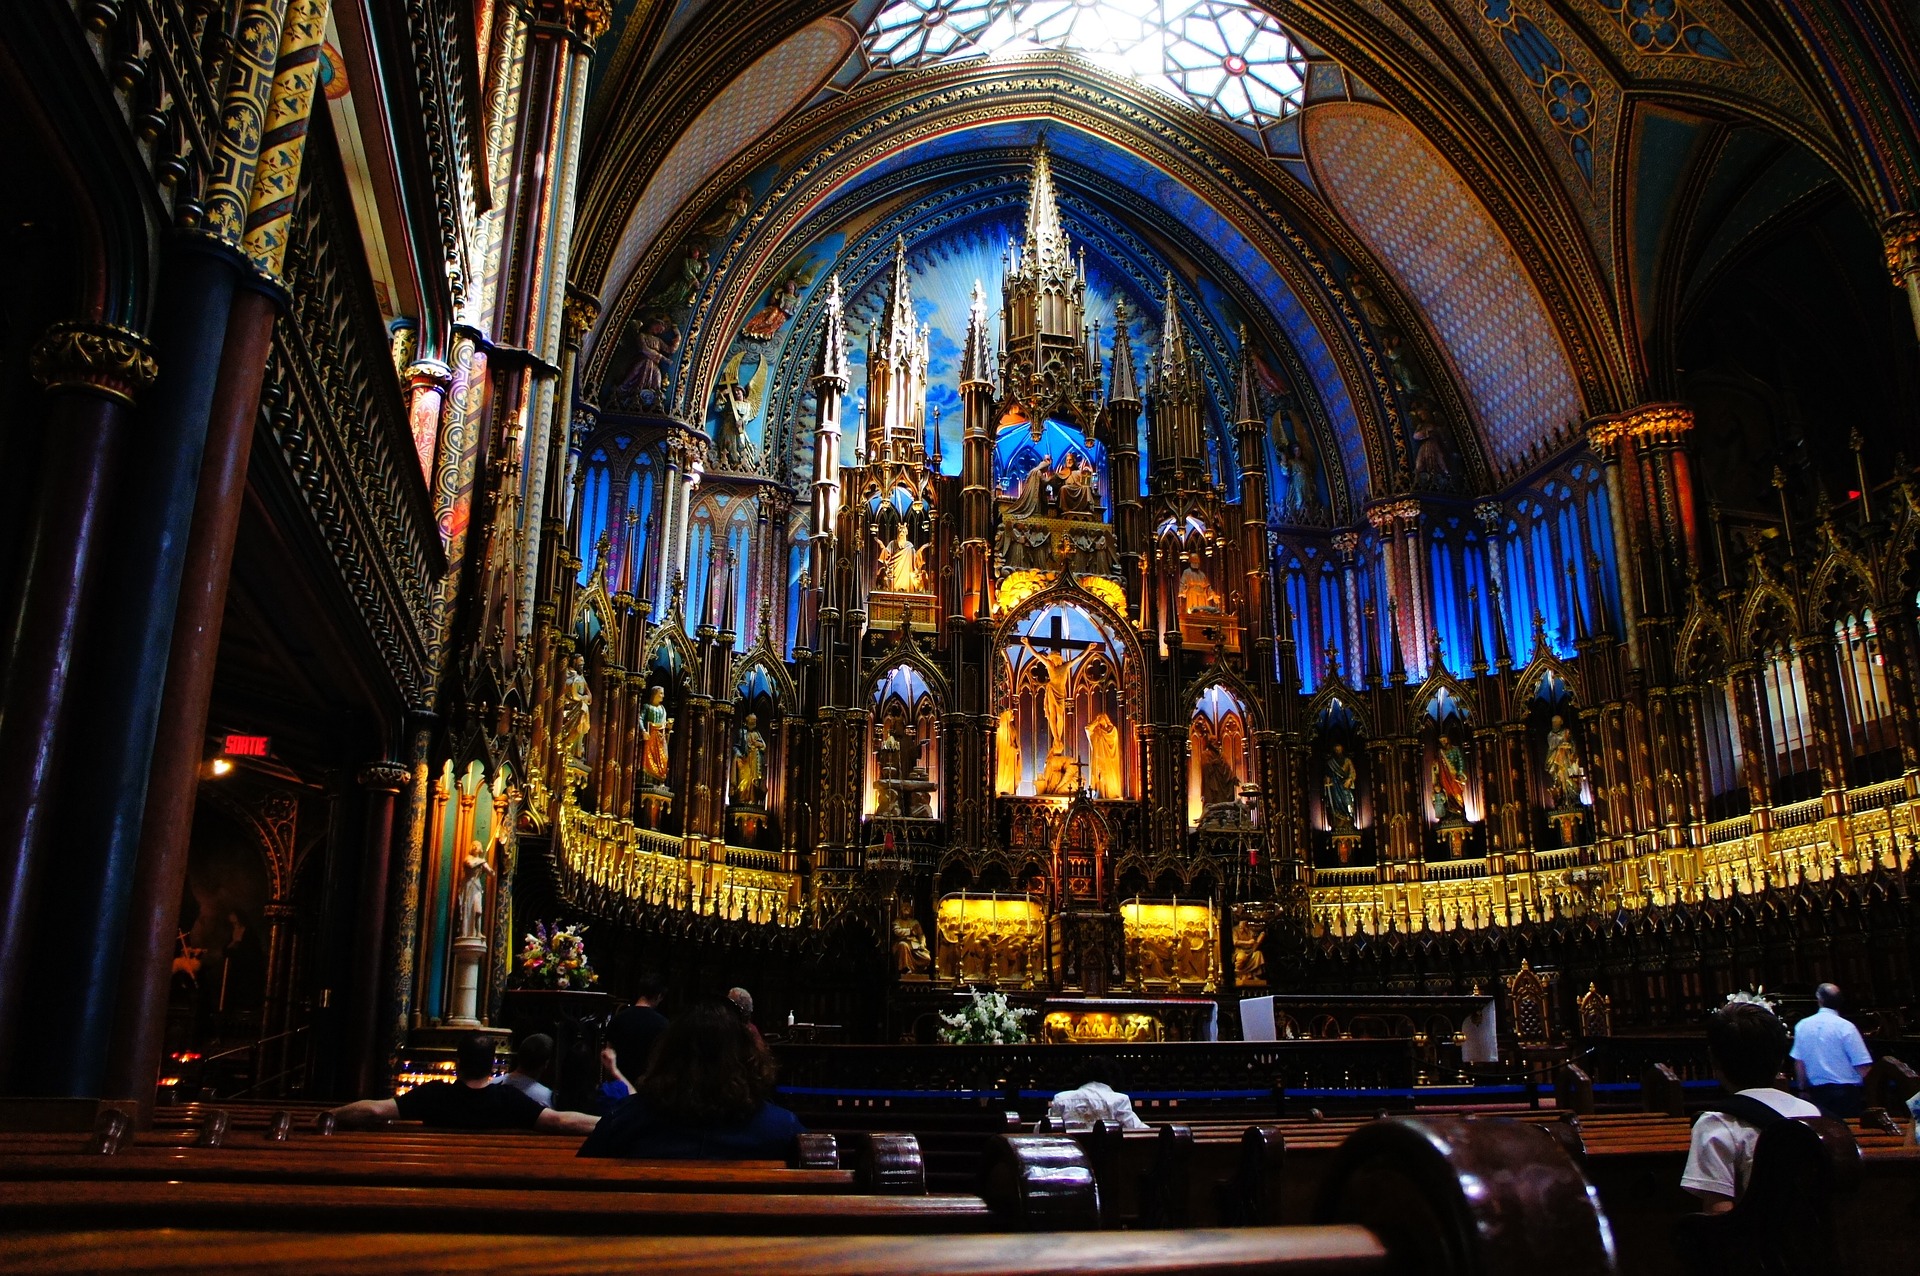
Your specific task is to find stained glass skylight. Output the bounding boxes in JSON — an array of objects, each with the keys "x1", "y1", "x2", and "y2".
[{"x1": 863, "y1": 0, "x2": 1309, "y2": 129}]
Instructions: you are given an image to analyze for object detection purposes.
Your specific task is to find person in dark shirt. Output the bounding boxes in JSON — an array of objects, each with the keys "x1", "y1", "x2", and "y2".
[
  {"x1": 579, "y1": 998, "x2": 803, "y2": 1161},
  {"x1": 605, "y1": 974, "x2": 669, "y2": 1081},
  {"x1": 330, "y1": 1032, "x2": 598, "y2": 1135}
]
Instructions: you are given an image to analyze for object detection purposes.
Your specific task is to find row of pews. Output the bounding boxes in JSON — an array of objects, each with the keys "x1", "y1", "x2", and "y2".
[{"x1": 0, "y1": 1099, "x2": 1619, "y2": 1275}]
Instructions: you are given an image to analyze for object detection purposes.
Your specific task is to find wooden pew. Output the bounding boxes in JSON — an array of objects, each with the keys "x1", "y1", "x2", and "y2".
[{"x1": 0, "y1": 1115, "x2": 1618, "y2": 1275}]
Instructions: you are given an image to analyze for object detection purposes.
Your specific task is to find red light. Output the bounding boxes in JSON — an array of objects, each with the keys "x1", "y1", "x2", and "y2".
[
  {"x1": 224, "y1": 734, "x2": 270, "y2": 757},
  {"x1": 1848, "y1": 489, "x2": 1861, "y2": 500}
]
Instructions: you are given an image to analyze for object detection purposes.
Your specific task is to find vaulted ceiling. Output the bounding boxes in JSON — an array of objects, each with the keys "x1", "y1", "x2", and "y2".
[{"x1": 568, "y1": 0, "x2": 1920, "y2": 509}]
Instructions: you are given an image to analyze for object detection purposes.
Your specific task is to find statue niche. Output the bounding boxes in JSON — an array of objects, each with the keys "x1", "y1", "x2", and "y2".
[
  {"x1": 1422, "y1": 692, "x2": 1477, "y2": 859},
  {"x1": 867, "y1": 486, "x2": 937, "y2": 633},
  {"x1": 1188, "y1": 685, "x2": 1250, "y2": 829},
  {"x1": 1312, "y1": 699, "x2": 1369, "y2": 866},
  {"x1": 992, "y1": 422, "x2": 1114, "y2": 576},
  {"x1": 1530, "y1": 672, "x2": 1589, "y2": 847},
  {"x1": 1001, "y1": 604, "x2": 1125, "y2": 799},
  {"x1": 728, "y1": 664, "x2": 782, "y2": 845},
  {"x1": 868, "y1": 664, "x2": 940, "y2": 820}
]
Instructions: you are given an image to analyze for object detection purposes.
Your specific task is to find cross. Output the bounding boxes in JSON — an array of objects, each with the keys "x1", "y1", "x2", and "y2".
[{"x1": 1023, "y1": 612, "x2": 1098, "y2": 660}]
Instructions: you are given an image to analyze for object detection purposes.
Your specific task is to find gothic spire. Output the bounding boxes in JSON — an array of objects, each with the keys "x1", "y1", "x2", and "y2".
[
  {"x1": 1023, "y1": 137, "x2": 1070, "y2": 277},
  {"x1": 961, "y1": 279, "x2": 992, "y2": 385},
  {"x1": 1234, "y1": 326, "x2": 1261, "y2": 426},
  {"x1": 814, "y1": 273, "x2": 849, "y2": 386},
  {"x1": 1156, "y1": 273, "x2": 1193, "y2": 390},
  {"x1": 1108, "y1": 298, "x2": 1139, "y2": 404},
  {"x1": 879, "y1": 237, "x2": 919, "y2": 358}
]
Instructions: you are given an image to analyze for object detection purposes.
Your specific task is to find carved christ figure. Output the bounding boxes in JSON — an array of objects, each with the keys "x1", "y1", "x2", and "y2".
[
  {"x1": 1020, "y1": 634, "x2": 1098, "y2": 760},
  {"x1": 875, "y1": 522, "x2": 926, "y2": 593},
  {"x1": 1180, "y1": 551, "x2": 1223, "y2": 614}
]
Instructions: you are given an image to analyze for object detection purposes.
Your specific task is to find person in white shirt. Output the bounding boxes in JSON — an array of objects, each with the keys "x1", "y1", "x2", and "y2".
[
  {"x1": 1790, "y1": 983, "x2": 1873, "y2": 1119},
  {"x1": 1047, "y1": 1064, "x2": 1149, "y2": 1131},
  {"x1": 1682, "y1": 996, "x2": 1820, "y2": 1213},
  {"x1": 493, "y1": 1032, "x2": 554, "y2": 1108}
]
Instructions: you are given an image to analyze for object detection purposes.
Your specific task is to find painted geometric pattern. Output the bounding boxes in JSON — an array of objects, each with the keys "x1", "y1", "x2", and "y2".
[
  {"x1": 1480, "y1": 0, "x2": 1597, "y2": 183},
  {"x1": 1306, "y1": 104, "x2": 1583, "y2": 471},
  {"x1": 1598, "y1": 0, "x2": 1735, "y2": 61},
  {"x1": 594, "y1": 20, "x2": 854, "y2": 349}
]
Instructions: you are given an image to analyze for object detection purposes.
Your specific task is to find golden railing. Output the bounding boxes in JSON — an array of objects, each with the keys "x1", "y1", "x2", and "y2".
[{"x1": 557, "y1": 804, "x2": 803, "y2": 927}]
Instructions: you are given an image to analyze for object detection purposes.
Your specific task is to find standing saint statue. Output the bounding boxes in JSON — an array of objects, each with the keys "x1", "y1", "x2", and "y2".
[
  {"x1": 1085, "y1": 712, "x2": 1122, "y2": 799},
  {"x1": 1543, "y1": 713, "x2": 1585, "y2": 808},
  {"x1": 559, "y1": 654, "x2": 592, "y2": 764},
  {"x1": 875, "y1": 522, "x2": 926, "y2": 593},
  {"x1": 1430, "y1": 731, "x2": 1469, "y2": 821},
  {"x1": 640, "y1": 685, "x2": 674, "y2": 788},
  {"x1": 1179, "y1": 551, "x2": 1223, "y2": 614},
  {"x1": 456, "y1": 842, "x2": 493, "y2": 939},
  {"x1": 1323, "y1": 742, "x2": 1357, "y2": 829},
  {"x1": 733, "y1": 712, "x2": 767, "y2": 807},
  {"x1": 1195, "y1": 730, "x2": 1239, "y2": 812},
  {"x1": 995, "y1": 707, "x2": 1022, "y2": 795}
]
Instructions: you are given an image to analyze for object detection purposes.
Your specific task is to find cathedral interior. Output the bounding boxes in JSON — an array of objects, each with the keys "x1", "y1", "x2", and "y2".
[{"x1": 8, "y1": 0, "x2": 1920, "y2": 1101}]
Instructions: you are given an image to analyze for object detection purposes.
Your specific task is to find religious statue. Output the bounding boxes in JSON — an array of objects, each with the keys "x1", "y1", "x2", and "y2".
[
  {"x1": 714, "y1": 381, "x2": 756, "y2": 468},
  {"x1": 456, "y1": 841, "x2": 492, "y2": 939},
  {"x1": 616, "y1": 314, "x2": 680, "y2": 396},
  {"x1": 1431, "y1": 731, "x2": 1468, "y2": 822},
  {"x1": 1544, "y1": 713, "x2": 1586, "y2": 808},
  {"x1": 1055, "y1": 452, "x2": 1096, "y2": 516},
  {"x1": 1323, "y1": 742, "x2": 1357, "y2": 830},
  {"x1": 742, "y1": 275, "x2": 801, "y2": 341},
  {"x1": 1085, "y1": 712, "x2": 1122, "y2": 799},
  {"x1": 559, "y1": 653, "x2": 592, "y2": 765},
  {"x1": 1179, "y1": 551, "x2": 1222, "y2": 614},
  {"x1": 640, "y1": 685, "x2": 674, "y2": 788},
  {"x1": 1347, "y1": 277, "x2": 1394, "y2": 329},
  {"x1": 1005, "y1": 456, "x2": 1054, "y2": 519},
  {"x1": 875, "y1": 522, "x2": 927, "y2": 593},
  {"x1": 891, "y1": 898, "x2": 931, "y2": 978},
  {"x1": 1195, "y1": 730, "x2": 1240, "y2": 814},
  {"x1": 1020, "y1": 634, "x2": 1099, "y2": 793},
  {"x1": 732, "y1": 713, "x2": 767, "y2": 807},
  {"x1": 995, "y1": 707, "x2": 1022, "y2": 795},
  {"x1": 1232, "y1": 917, "x2": 1267, "y2": 986}
]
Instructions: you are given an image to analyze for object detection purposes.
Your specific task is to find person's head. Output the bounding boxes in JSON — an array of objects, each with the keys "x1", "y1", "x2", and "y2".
[
  {"x1": 455, "y1": 1033, "x2": 497, "y2": 1082},
  {"x1": 1816, "y1": 982, "x2": 1843, "y2": 1010},
  {"x1": 1705, "y1": 1000, "x2": 1790, "y2": 1091},
  {"x1": 631, "y1": 974, "x2": 665, "y2": 1007},
  {"x1": 727, "y1": 987, "x2": 755, "y2": 1022},
  {"x1": 513, "y1": 1033, "x2": 553, "y2": 1076},
  {"x1": 640, "y1": 998, "x2": 775, "y2": 1123}
]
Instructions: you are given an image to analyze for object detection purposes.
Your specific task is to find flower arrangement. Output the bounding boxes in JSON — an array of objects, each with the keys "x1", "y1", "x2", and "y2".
[
  {"x1": 515, "y1": 920, "x2": 597, "y2": 990},
  {"x1": 937, "y1": 988, "x2": 1034, "y2": 1045},
  {"x1": 1724, "y1": 988, "x2": 1777, "y2": 1012}
]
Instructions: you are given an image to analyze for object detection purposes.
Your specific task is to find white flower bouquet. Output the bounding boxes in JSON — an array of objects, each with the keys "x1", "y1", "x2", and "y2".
[{"x1": 937, "y1": 987, "x2": 1034, "y2": 1045}]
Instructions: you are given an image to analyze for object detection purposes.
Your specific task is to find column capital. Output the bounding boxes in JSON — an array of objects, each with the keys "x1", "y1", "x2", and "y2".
[
  {"x1": 403, "y1": 358, "x2": 453, "y2": 394},
  {"x1": 537, "y1": 0, "x2": 613, "y2": 39},
  {"x1": 358, "y1": 762, "x2": 412, "y2": 793},
  {"x1": 1587, "y1": 402, "x2": 1693, "y2": 449},
  {"x1": 1883, "y1": 211, "x2": 1920, "y2": 283},
  {"x1": 29, "y1": 322, "x2": 158, "y2": 405},
  {"x1": 562, "y1": 287, "x2": 601, "y2": 350}
]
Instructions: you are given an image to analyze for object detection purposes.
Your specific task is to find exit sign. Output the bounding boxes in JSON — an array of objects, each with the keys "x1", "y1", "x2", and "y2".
[{"x1": 224, "y1": 734, "x2": 270, "y2": 757}]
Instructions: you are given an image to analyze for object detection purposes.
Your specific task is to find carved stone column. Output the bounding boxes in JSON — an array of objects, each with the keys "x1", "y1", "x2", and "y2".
[
  {"x1": 1882, "y1": 212, "x2": 1920, "y2": 345},
  {"x1": 349, "y1": 763, "x2": 409, "y2": 1097},
  {"x1": 0, "y1": 323, "x2": 156, "y2": 1084}
]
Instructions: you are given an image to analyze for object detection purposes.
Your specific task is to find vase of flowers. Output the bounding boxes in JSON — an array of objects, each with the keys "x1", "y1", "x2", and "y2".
[
  {"x1": 938, "y1": 988, "x2": 1034, "y2": 1045},
  {"x1": 515, "y1": 919, "x2": 598, "y2": 991}
]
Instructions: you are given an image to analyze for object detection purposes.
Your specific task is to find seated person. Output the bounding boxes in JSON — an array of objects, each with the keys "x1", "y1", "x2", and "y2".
[
  {"x1": 493, "y1": 1032, "x2": 553, "y2": 1107},
  {"x1": 1681, "y1": 996, "x2": 1819, "y2": 1212},
  {"x1": 330, "y1": 1032, "x2": 598, "y2": 1134},
  {"x1": 1046, "y1": 1063, "x2": 1148, "y2": 1131},
  {"x1": 578, "y1": 999, "x2": 804, "y2": 1160}
]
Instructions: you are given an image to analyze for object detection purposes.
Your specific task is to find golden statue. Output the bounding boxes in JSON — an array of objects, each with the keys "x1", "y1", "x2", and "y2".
[
  {"x1": 995, "y1": 707, "x2": 1022, "y2": 794},
  {"x1": 640, "y1": 685, "x2": 673, "y2": 788},
  {"x1": 732, "y1": 713, "x2": 766, "y2": 806},
  {"x1": 1179, "y1": 551, "x2": 1222, "y2": 614},
  {"x1": 892, "y1": 898, "x2": 930, "y2": 978},
  {"x1": 875, "y1": 522, "x2": 926, "y2": 593},
  {"x1": 559, "y1": 654, "x2": 592, "y2": 764},
  {"x1": 1232, "y1": 917, "x2": 1267, "y2": 986},
  {"x1": 1019, "y1": 634, "x2": 1098, "y2": 794},
  {"x1": 1085, "y1": 712, "x2": 1122, "y2": 799}
]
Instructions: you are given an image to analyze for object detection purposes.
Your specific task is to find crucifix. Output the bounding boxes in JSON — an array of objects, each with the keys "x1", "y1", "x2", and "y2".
[{"x1": 1019, "y1": 612, "x2": 1101, "y2": 773}]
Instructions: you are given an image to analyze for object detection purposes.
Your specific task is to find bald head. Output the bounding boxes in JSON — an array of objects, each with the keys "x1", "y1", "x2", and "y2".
[{"x1": 1816, "y1": 983, "x2": 1842, "y2": 1009}]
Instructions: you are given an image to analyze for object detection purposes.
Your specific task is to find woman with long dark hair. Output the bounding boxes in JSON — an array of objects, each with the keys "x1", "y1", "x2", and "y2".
[{"x1": 577, "y1": 997, "x2": 803, "y2": 1160}]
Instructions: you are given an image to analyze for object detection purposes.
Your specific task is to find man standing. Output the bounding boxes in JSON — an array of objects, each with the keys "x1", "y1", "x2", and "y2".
[
  {"x1": 606, "y1": 975, "x2": 669, "y2": 1080},
  {"x1": 1791, "y1": 983, "x2": 1874, "y2": 1118}
]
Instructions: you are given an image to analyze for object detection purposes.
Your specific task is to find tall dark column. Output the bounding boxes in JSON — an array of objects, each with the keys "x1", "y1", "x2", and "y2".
[
  {"x1": 0, "y1": 323, "x2": 156, "y2": 1079},
  {"x1": 350, "y1": 764, "x2": 407, "y2": 1096}
]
